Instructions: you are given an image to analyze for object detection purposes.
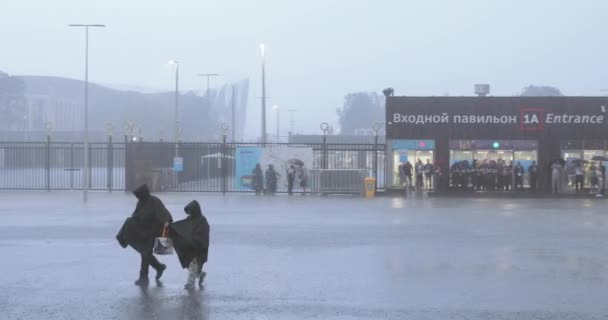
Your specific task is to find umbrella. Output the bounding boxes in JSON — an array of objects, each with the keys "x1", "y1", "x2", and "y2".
[
  {"x1": 592, "y1": 155, "x2": 608, "y2": 162},
  {"x1": 288, "y1": 159, "x2": 305, "y2": 167}
]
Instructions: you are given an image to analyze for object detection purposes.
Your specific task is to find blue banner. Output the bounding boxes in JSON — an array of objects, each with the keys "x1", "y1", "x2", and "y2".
[{"x1": 235, "y1": 147, "x2": 263, "y2": 190}]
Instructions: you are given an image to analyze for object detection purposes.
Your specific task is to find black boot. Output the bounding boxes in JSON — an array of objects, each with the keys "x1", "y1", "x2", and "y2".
[
  {"x1": 155, "y1": 264, "x2": 166, "y2": 281},
  {"x1": 134, "y1": 276, "x2": 149, "y2": 286}
]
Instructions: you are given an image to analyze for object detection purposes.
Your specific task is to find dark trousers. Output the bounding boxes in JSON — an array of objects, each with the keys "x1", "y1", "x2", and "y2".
[
  {"x1": 530, "y1": 174, "x2": 537, "y2": 191},
  {"x1": 416, "y1": 174, "x2": 423, "y2": 189},
  {"x1": 140, "y1": 251, "x2": 161, "y2": 278},
  {"x1": 575, "y1": 175, "x2": 584, "y2": 192},
  {"x1": 515, "y1": 177, "x2": 523, "y2": 191},
  {"x1": 287, "y1": 176, "x2": 295, "y2": 195}
]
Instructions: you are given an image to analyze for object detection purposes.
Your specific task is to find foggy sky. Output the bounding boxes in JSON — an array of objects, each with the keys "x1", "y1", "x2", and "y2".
[{"x1": 2, "y1": 0, "x2": 608, "y2": 138}]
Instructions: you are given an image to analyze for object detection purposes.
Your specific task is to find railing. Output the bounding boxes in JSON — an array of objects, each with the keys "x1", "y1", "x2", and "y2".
[{"x1": 0, "y1": 140, "x2": 385, "y2": 193}]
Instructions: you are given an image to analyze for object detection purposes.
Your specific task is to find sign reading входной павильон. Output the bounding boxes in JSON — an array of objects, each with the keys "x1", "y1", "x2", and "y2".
[{"x1": 386, "y1": 97, "x2": 608, "y2": 140}]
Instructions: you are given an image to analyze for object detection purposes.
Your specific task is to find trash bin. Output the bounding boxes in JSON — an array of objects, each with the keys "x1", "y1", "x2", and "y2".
[{"x1": 364, "y1": 177, "x2": 376, "y2": 198}]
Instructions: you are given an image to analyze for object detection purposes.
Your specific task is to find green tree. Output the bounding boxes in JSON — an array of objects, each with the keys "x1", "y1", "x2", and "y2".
[
  {"x1": 337, "y1": 92, "x2": 384, "y2": 135},
  {"x1": 521, "y1": 85, "x2": 563, "y2": 96}
]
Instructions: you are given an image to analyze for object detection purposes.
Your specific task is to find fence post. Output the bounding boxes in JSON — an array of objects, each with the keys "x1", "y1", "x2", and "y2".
[
  {"x1": 373, "y1": 135, "x2": 378, "y2": 192},
  {"x1": 88, "y1": 142, "x2": 92, "y2": 189},
  {"x1": 46, "y1": 131, "x2": 51, "y2": 192},
  {"x1": 106, "y1": 123, "x2": 114, "y2": 192},
  {"x1": 320, "y1": 122, "x2": 329, "y2": 170},
  {"x1": 69, "y1": 143, "x2": 75, "y2": 190},
  {"x1": 221, "y1": 123, "x2": 229, "y2": 194},
  {"x1": 372, "y1": 122, "x2": 382, "y2": 192}
]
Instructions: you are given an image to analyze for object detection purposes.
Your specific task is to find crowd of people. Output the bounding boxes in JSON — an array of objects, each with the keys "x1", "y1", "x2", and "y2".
[
  {"x1": 449, "y1": 159, "x2": 538, "y2": 191},
  {"x1": 551, "y1": 160, "x2": 606, "y2": 195},
  {"x1": 251, "y1": 163, "x2": 308, "y2": 195},
  {"x1": 398, "y1": 159, "x2": 442, "y2": 191}
]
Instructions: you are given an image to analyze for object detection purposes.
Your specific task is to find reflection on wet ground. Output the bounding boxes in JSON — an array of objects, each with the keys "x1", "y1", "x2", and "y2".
[{"x1": 1, "y1": 192, "x2": 608, "y2": 319}]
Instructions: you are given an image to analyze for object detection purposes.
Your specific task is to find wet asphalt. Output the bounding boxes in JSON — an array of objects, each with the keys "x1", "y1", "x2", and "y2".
[{"x1": 1, "y1": 191, "x2": 608, "y2": 319}]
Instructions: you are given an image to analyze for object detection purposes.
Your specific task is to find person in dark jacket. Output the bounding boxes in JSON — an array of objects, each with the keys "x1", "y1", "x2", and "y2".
[
  {"x1": 514, "y1": 162, "x2": 524, "y2": 191},
  {"x1": 116, "y1": 184, "x2": 173, "y2": 286},
  {"x1": 403, "y1": 161, "x2": 413, "y2": 188},
  {"x1": 529, "y1": 161, "x2": 538, "y2": 191},
  {"x1": 252, "y1": 164, "x2": 264, "y2": 195},
  {"x1": 287, "y1": 165, "x2": 296, "y2": 195},
  {"x1": 170, "y1": 200, "x2": 210, "y2": 289},
  {"x1": 265, "y1": 164, "x2": 278, "y2": 195}
]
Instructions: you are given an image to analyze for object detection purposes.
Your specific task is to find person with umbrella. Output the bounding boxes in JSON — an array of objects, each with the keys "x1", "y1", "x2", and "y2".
[
  {"x1": 169, "y1": 200, "x2": 210, "y2": 289},
  {"x1": 287, "y1": 165, "x2": 296, "y2": 195},
  {"x1": 116, "y1": 184, "x2": 173, "y2": 286}
]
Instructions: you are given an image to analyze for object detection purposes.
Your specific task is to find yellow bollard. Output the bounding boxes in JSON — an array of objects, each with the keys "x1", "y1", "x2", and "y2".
[{"x1": 364, "y1": 177, "x2": 376, "y2": 198}]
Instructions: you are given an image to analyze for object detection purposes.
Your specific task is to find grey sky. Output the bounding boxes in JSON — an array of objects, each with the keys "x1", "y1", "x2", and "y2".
[{"x1": 2, "y1": 0, "x2": 607, "y2": 138}]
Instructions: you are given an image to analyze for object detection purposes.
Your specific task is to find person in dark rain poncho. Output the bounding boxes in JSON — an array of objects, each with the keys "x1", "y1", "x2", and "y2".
[
  {"x1": 252, "y1": 163, "x2": 264, "y2": 195},
  {"x1": 169, "y1": 200, "x2": 210, "y2": 289},
  {"x1": 265, "y1": 164, "x2": 278, "y2": 195},
  {"x1": 116, "y1": 184, "x2": 173, "y2": 286}
]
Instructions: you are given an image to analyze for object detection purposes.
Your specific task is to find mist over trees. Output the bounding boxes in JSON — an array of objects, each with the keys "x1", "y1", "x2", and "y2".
[
  {"x1": 0, "y1": 72, "x2": 27, "y2": 130},
  {"x1": 521, "y1": 85, "x2": 563, "y2": 97},
  {"x1": 337, "y1": 92, "x2": 384, "y2": 135}
]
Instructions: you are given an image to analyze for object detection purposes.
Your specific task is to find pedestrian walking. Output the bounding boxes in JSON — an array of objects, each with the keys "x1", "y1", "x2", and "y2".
[
  {"x1": 424, "y1": 159, "x2": 434, "y2": 190},
  {"x1": 415, "y1": 159, "x2": 424, "y2": 190},
  {"x1": 600, "y1": 162, "x2": 606, "y2": 194},
  {"x1": 287, "y1": 165, "x2": 296, "y2": 195},
  {"x1": 575, "y1": 163, "x2": 585, "y2": 193},
  {"x1": 589, "y1": 162, "x2": 598, "y2": 194},
  {"x1": 529, "y1": 161, "x2": 538, "y2": 191},
  {"x1": 252, "y1": 164, "x2": 264, "y2": 195},
  {"x1": 116, "y1": 184, "x2": 173, "y2": 286},
  {"x1": 169, "y1": 200, "x2": 210, "y2": 290},
  {"x1": 299, "y1": 165, "x2": 309, "y2": 195},
  {"x1": 551, "y1": 161, "x2": 562, "y2": 194},
  {"x1": 404, "y1": 161, "x2": 413, "y2": 188},
  {"x1": 514, "y1": 162, "x2": 524, "y2": 191},
  {"x1": 265, "y1": 164, "x2": 278, "y2": 195},
  {"x1": 596, "y1": 164, "x2": 604, "y2": 197}
]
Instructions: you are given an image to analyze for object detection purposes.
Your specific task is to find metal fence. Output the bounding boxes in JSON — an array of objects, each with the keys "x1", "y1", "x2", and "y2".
[
  {"x1": 0, "y1": 140, "x2": 385, "y2": 194},
  {"x1": 0, "y1": 141, "x2": 126, "y2": 191}
]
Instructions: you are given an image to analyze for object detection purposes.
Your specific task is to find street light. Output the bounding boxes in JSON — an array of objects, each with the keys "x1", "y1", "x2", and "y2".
[
  {"x1": 260, "y1": 43, "x2": 267, "y2": 144},
  {"x1": 68, "y1": 23, "x2": 105, "y2": 203},
  {"x1": 168, "y1": 60, "x2": 179, "y2": 156},
  {"x1": 197, "y1": 73, "x2": 219, "y2": 98},
  {"x1": 272, "y1": 105, "x2": 280, "y2": 143}
]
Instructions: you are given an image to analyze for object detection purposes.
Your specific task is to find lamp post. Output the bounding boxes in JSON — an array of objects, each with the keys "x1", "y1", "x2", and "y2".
[
  {"x1": 231, "y1": 84, "x2": 236, "y2": 142},
  {"x1": 221, "y1": 123, "x2": 229, "y2": 194},
  {"x1": 45, "y1": 122, "x2": 53, "y2": 192},
  {"x1": 372, "y1": 122, "x2": 383, "y2": 192},
  {"x1": 197, "y1": 73, "x2": 219, "y2": 98},
  {"x1": 169, "y1": 60, "x2": 179, "y2": 156},
  {"x1": 68, "y1": 23, "x2": 105, "y2": 203},
  {"x1": 272, "y1": 105, "x2": 280, "y2": 143},
  {"x1": 260, "y1": 44, "x2": 267, "y2": 144},
  {"x1": 320, "y1": 122, "x2": 329, "y2": 169}
]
